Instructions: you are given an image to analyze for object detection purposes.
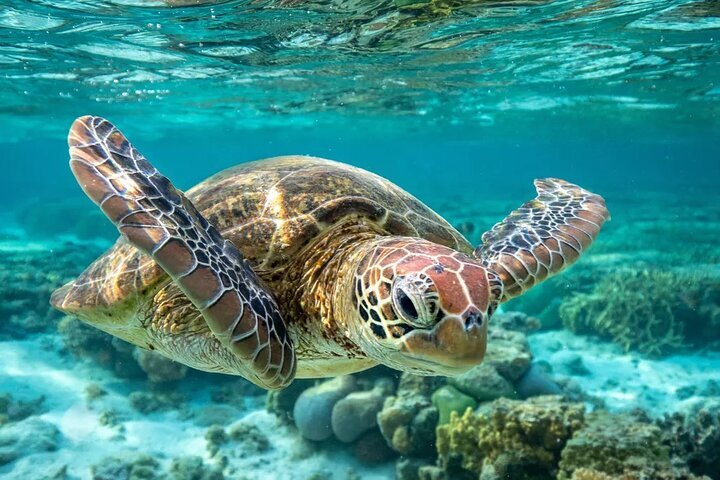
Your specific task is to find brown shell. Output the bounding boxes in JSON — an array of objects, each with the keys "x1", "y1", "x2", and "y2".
[{"x1": 64, "y1": 156, "x2": 471, "y2": 310}]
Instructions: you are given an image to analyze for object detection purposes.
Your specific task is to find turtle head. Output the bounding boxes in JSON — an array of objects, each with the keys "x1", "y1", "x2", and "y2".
[{"x1": 350, "y1": 238, "x2": 503, "y2": 376}]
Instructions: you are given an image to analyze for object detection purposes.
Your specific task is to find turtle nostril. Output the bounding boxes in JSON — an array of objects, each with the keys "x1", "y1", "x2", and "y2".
[{"x1": 464, "y1": 312, "x2": 483, "y2": 330}]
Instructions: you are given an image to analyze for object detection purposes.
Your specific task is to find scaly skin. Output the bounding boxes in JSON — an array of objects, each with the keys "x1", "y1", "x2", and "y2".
[{"x1": 334, "y1": 236, "x2": 503, "y2": 376}]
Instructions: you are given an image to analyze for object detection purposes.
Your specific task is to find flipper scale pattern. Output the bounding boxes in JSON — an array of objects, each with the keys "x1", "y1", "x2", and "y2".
[
  {"x1": 475, "y1": 178, "x2": 609, "y2": 301},
  {"x1": 68, "y1": 115, "x2": 295, "y2": 389}
]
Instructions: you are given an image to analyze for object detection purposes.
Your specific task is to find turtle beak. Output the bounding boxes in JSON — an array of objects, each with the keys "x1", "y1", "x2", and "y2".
[
  {"x1": 400, "y1": 312, "x2": 488, "y2": 375},
  {"x1": 50, "y1": 282, "x2": 78, "y2": 313}
]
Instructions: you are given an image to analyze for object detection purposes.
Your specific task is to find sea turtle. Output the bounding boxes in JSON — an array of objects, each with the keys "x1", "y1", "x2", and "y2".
[{"x1": 51, "y1": 116, "x2": 609, "y2": 390}]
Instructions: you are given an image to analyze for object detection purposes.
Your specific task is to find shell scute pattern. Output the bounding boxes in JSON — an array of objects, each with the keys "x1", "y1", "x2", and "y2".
[{"x1": 69, "y1": 156, "x2": 468, "y2": 313}]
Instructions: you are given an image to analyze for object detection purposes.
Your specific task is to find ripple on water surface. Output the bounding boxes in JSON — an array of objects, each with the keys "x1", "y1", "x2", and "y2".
[{"x1": 0, "y1": 0, "x2": 717, "y2": 140}]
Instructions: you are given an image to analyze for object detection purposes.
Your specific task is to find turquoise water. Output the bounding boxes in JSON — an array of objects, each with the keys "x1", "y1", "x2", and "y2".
[{"x1": 1, "y1": 1, "x2": 719, "y2": 479}]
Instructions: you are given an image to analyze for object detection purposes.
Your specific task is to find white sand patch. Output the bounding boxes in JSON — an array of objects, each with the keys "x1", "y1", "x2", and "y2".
[
  {"x1": 530, "y1": 329, "x2": 720, "y2": 416},
  {"x1": 0, "y1": 336, "x2": 394, "y2": 479}
]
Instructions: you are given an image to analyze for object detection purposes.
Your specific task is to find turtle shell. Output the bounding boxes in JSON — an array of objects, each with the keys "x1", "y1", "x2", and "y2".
[{"x1": 57, "y1": 156, "x2": 471, "y2": 312}]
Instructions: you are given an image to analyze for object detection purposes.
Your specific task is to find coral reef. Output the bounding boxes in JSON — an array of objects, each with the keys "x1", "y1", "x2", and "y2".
[
  {"x1": 378, "y1": 374, "x2": 443, "y2": 457},
  {"x1": 431, "y1": 385, "x2": 477, "y2": 425},
  {"x1": 659, "y1": 398, "x2": 720, "y2": 478},
  {"x1": 564, "y1": 468, "x2": 708, "y2": 480},
  {"x1": 482, "y1": 327, "x2": 533, "y2": 382},
  {"x1": 128, "y1": 390, "x2": 186, "y2": 414},
  {"x1": 210, "y1": 379, "x2": 264, "y2": 408},
  {"x1": 0, "y1": 393, "x2": 45, "y2": 426},
  {"x1": 447, "y1": 364, "x2": 515, "y2": 402},
  {"x1": 133, "y1": 349, "x2": 188, "y2": 384},
  {"x1": 59, "y1": 317, "x2": 195, "y2": 384},
  {"x1": 168, "y1": 456, "x2": 224, "y2": 480},
  {"x1": 436, "y1": 396, "x2": 584, "y2": 479},
  {"x1": 0, "y1": 241, "x2": 105, "y2": 339},
  {"x1": 515, "y1": 363, "x2": 563, "y2": 399},
  {"x1": 293, "y1": 376, "x2": 358, "y2": 441},
  {"x1": 560, "y1": 269, "x2": 720, "y2": 356},
  {"x1": 90, "y1": 453, "x2": 160, "y2": 480},
  {"x1": 557, "y1": 411, "x2": 706, "y2": 480},
  {"x1": 331, "y1": 378, "x2": 393, "y2": 442},
  {"x1": 265, "y1": 379, "x2": 314, "y2": 423},
  {"x1": 58, "y1": 317, "x2": 144, "y2": 378},
  {"x1": 491, "y1": 311, "x2": 542, "y2": 333},
  {"x1": 0, "y1": 418, "x2": 60, "y2": 466},
  {"x1": 353, "y1": 430, "x2": 396, "y2": 464},
  {"x1": 205, "y1": 417, "x2": 272, "y2": 470}
]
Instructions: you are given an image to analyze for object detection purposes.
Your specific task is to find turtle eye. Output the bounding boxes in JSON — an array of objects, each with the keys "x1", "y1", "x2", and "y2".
[
  {"x1": 396, "y1": 288, "x2": 419, "y2": 321},
  {"x1": 392, "y1": 274, "x2": 436, "y2": 328}
]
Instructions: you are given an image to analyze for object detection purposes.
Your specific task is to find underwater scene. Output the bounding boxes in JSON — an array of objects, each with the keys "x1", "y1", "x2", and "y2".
[{"x1": 1, "y1": 0, "x2": 719, "y2": 479}]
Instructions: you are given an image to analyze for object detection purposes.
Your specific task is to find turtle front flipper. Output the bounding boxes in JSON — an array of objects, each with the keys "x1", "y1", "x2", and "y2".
[
  {"x1": 66, "y1": 116, "x2": 295, "y2": 389},
  {"x1": 475, "y1": 178, "x2": 609, "y2": 302}
]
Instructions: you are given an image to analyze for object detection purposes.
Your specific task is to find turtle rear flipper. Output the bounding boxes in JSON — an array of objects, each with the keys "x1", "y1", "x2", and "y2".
[
  {"x1": 66, "y1": 115, "x2": 295, "y2": 389},
  {"x1": 475, "y1": 178, "x2": 609, "y2": 302}
]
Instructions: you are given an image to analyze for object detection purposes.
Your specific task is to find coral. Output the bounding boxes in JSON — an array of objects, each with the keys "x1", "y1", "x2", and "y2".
[
  {"x1": 515, "y1": 363, "x2": 563, "y2": 399},
  {"x1": 84, "y1": 384, "x2": 107, "y2": 404},
  {"x1": 128, "y1": 390, "x2": 185, "y2": 414},
  {"x1": 227, "y1": 421, "x2": 270, "y2": 452},
  {"x1": 557, "y1": 411, "x2": 684, "y2": 480},
  {"x1": 569, "y1": 469, "x2": 614, "y2": 480},
  {"x1": 396, "y1": 458, "x2": 435, "y2": 480},
  {"x1": 60, "y1": 317, "x2": 187, "y2": 383},
  {"x1": 567, "y1": 468, "x2": 709, "y2": 480},
  {"x1": 447, "y1": 364, "x2": 515, "y2": 402},
  {"x1": 491, "y1": 311, "x2": 542, "y2": 333},
  {"x1": 204, "y1": 425, "x2": 229, "y2": 457},
  {"x1": 210, "y1": 379, "x2": 264, "y2": 408},
  {"x1": 331, "y1": 377, "x2": 393, "y2": 442},
  {"x1": 206, "y1": 420, "x2": 271, "y2": 458},
  {"x1": 0, "y1": 393, "x2": 45, "y2": 425},
  {"x1": 378, "y1": 374, "x2": 443, "y2": 457},
  {"x1": 58, "y1": 316, "x2": 115, "y2": 363},
  {"x1": 168, "y1": 456, "x2": 224, "y2": 480},
  {"x1": 206, "y1": 418, "x2": 271, "y2": 466},
  {"x1": 659, "y1": 398, "x2": 720, "y2": 478},
  {"x1": 353, "y1": 430, "x2": 396, "y2": 464},
  {"x1": 483, "y1": 327, "x2": 533, "y2": 382},
  {"x1": 293, "y1": 375, "x2": 357, "y2": 441},
  {"x1": 560, "y1": 269, "x2": 720, "y2": 356},
  {"x1": 436, "y1": 396, "x2": 584, "y2": 478},
  {"x1": 0, "y1": 241, "x2": 104, "y2": 339},
  {"x1": 98, "y1": 409, "x2": 121, "y2": 428},
  {"x1": 265, "y1": 378, "x2": 314, "y2": 423},
  {"x1": 58, "y1": 317, "x2": 144, "y2": 379},
  {"x1": 445, "y1": 326, "x2": 532, "y2": 403},
  {"x1": 0, "y1": 418, "x2": 60, "y2": 466},
  {"x1": 90, "y1": 453, "x2": 161, "y2": 480},
  {"x1": 431, "y1": 386, "x2": 477, "y2": 425},
  {"x1": 133, "y1": 349, "x2": 188, "y2": 383}
]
